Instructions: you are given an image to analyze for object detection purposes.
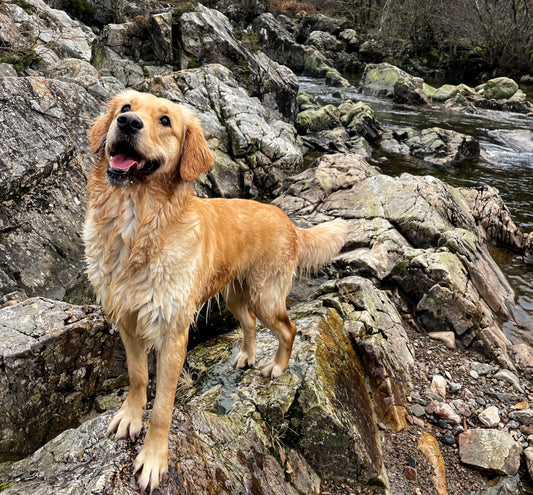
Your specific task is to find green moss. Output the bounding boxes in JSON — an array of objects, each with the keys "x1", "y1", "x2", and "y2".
[
  {"x1": 0, "y1": 49, "x2": 36, "y2": 72},
  {"x1": 0, "y1": 483, "x2": 12, "y2": 492}
]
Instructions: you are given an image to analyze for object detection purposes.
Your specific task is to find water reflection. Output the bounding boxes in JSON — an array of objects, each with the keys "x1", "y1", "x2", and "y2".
[{"x1": 299, "y1": 76, "x2": 533, "y2": 338}]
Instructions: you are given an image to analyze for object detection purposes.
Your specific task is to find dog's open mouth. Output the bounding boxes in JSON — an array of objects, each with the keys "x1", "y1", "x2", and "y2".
[{"x1": 107, "y1": 141, "x2": 161, "y2": 186}]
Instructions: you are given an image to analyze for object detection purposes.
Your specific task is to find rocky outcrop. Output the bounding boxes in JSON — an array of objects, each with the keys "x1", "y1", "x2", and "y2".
[
  {"x1": 149, "y1": 64, "x2": 303, "y2": 197},
  {"x1": 177, "y1": 4, "x2": 299, "y2": 119},
  {"x1": 0, "y1": 76, "x2": 103, "y2": 300},
  {"x1": 1, "y1": 283, "x2": 390, "y2": 493},
  {"x1": 252, "y1": 13, "x2": 349, "y2": 86},
  {"x1": 425, "y1": 76, "x2": 533, "y2": 114},
  {"x1": 295, "y1": 94, "x2": 384, "y2": 154},
  {"x1": 274, "y1": 154, "x2": 516, "y2": 364}
]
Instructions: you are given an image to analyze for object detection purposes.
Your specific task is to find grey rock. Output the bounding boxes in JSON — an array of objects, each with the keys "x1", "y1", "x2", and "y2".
[
  {"x1": 178, "y1": 5, "x2": 299, "y2": 119},
  {"x1": 508, "y1": 409, "x2": 533, "y2": 425},
  {"x1": 481, "y1": 476, "x2": 524, "y2": 495},
  {"x1": 0, "y1": 298, "x2": 126, "y2": 461},
  {"x1": 1, "y1": 287, "x2": 389, "y2": 492},
  {"x1": 0, "y1": 76, "x2": 104, "y2": 299},
  {"x1": 150, "y1": 64, "x2": 303, "y2": 195},
  {"x1": 459, "y1": 429, "x2": 522, "y2": 475},
  {"x1": 394, "y1": 126, "x2": 480, "y2": 166}
]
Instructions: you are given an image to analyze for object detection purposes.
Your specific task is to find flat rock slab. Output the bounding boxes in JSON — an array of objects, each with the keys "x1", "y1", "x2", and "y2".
[{"x1": 458, "y1": 429, "x2": 522, "y2": 475}]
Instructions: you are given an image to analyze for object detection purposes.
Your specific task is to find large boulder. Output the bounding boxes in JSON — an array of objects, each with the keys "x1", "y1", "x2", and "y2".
[
  {"x1": 177, "y1": 4, "x2": 299, "y2": 119},
  {"x1": 274, "y1": 154, "x2": 516, "y2": 367},
  {"x1": 384, "y1": 126, "x2": 480, "y2": 166},
  {"x1": 359, "y1": 63, "x2": 428, "y2": 105},
  {"x1": 0, "y1": 298, "x2": 125, "y2": 461}
]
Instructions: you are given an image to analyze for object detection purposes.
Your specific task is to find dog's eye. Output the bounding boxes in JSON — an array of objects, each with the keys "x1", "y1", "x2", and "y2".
[
  {"x1": 160, "y1": 115, "x2": 171, "y2": 127},
  {"x1": 120, "y1": 104, "x2": 131, "y2": 113}
]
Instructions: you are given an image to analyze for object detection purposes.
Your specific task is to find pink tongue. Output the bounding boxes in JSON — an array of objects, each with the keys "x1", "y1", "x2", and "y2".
[{"x1": 110, "y1": 153, "x2": 138, "y2": 170}]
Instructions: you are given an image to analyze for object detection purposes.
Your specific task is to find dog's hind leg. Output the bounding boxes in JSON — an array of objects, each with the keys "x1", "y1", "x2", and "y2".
[
  {"x1": 255, "y1": 310, "x2": 296, "y2": 379},
  {"x1": 224, "y1": 283, "x2": 257, "y2": 369},
  {"x1": 107, "y1": 313, "x2": 148, "y2": 441}
]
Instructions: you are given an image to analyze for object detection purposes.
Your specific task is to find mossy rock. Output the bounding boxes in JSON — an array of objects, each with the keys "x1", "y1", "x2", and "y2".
[{"x1": 483, "y1": 77, "x2": 518, "y2": 100}]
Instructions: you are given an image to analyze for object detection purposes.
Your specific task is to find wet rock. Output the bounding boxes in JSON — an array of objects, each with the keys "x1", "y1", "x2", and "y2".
[
  {"x1": 359, "y1": 62, "x2": 428, "y2": 105},
  {"x1": 458, "y1": 429, "x2": 522, "y2": 475},
  {"x1": 478, "y1": 406, "x2": 500, "y2": 428},
  {"x1": 0, "y1": 298, "x2": 125, "y2": 461},
  {"x1": 393, "y1": 126, "x2": 480, "y2": 166},
  {"x1": 276, "y1": 153, "x2": 517, "y2": 369},
  {"x1": 1, "y1": 287, "x2": 389, "y2": 493},
  {"x1": 338, "y1": 100, "x2": 385, "y2": 142},
  {"x1": 460, "y1": 185, "x2": 533, "y2": 262}
]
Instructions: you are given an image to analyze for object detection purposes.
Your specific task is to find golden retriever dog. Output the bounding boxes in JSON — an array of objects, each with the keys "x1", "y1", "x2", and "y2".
[{"x1": 84, "y1": 89, "x2": 347, "y2": 492}]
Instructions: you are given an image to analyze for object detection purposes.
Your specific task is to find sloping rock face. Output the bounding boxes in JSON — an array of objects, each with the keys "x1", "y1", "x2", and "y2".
[
  {"x1": 0, "y1": 76, "x2": 103, "y2": 299},
  {"x1": 274, "y1": 154, "x2": 516, "y2": 365}
]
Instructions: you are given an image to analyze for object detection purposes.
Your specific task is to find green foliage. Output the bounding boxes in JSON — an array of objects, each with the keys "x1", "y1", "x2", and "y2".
[
  {"x1": 235, "y1": 29, "x2": 261, "y2": 53},
  {"x1": 0, "y1": 49, "x2": 36, "y2": 72},
  {"x1": 0, "y1": 482, "x2": 13, "y2": 492},
  {"x1": 171, "y1": 1, "x2": 197, "y2": 20}
]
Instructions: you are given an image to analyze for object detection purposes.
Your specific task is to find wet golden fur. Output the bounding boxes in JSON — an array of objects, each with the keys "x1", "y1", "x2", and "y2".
[{"x1": 84, "y1": 90, "x2": 347, "y2": 492}]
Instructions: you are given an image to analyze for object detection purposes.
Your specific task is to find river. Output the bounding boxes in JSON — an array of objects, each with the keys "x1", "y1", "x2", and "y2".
[{"x1": 299, "y1": 76, "x2": 533, "y2": 344}]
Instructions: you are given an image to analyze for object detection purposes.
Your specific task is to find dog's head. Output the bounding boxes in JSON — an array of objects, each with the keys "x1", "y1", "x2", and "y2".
[{"x1": 89, "y1": 90, "x2": 214, "y2": 187}]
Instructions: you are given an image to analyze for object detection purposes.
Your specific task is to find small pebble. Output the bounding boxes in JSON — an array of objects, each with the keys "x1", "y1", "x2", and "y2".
[
  {"x1": 441, "y1": 431, "x2": 456, "y2": 446},
  {"x1": 470, "y1": 370, "x2": 479, "y2": 380}
]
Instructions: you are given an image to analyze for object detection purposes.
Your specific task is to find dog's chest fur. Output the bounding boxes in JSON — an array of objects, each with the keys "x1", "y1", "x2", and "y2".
[{"x1": 84, "y1": 191, "x2": 201, "y2": 348}]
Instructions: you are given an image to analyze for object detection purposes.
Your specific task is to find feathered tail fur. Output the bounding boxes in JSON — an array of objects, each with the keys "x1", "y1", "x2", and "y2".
[{"x1": 296, "y1": 218, "x2": 348, "y2": 273}]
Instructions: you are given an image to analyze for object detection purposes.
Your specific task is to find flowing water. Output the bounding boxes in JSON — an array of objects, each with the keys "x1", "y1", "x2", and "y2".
[{"x1": 299, "y1": 77, "x2": 533, "y2": 343}]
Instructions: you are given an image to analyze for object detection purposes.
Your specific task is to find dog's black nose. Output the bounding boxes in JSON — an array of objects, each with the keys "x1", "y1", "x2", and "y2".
[{"x1": 117, "y1": 113, "x2": 144, "y2": 133}]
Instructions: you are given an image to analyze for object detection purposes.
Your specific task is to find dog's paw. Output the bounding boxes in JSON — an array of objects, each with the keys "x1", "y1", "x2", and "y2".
[
  {"x1": 260, "y1": 360, "x2": 286, "y2": 379},
  {"x1": 106, "y1": 403, "x2": 144, "y2": 441},
  {"x1": 232, "y1": 350, "x2": 255, "y2": 369},
  {"x1": 134, "y1": 443, "x2": 169, "y2": 494}
]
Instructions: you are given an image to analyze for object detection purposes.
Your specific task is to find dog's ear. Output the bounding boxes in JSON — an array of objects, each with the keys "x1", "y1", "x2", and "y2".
[
  {"x1": 179, "y1": 116, "x2": 214, "y2": 182},
  {"x1": 89, "y1": 102, "x2": 116, "y2": 155}
]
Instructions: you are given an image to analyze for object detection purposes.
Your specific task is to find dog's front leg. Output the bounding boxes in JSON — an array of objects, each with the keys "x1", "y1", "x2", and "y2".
[
  {"x1": 107, "y1": 314, "x2": 148, "y2": 441},
  {"x1": 134, "y1": 328, "x2": 188, "y2": 493}
]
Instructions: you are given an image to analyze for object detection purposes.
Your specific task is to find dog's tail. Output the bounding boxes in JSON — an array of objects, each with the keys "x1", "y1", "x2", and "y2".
[{"x1": 296, "y1": 218, "x2": 348, "y2": 273}]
